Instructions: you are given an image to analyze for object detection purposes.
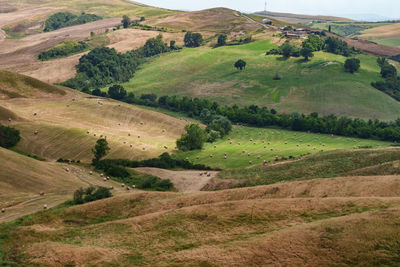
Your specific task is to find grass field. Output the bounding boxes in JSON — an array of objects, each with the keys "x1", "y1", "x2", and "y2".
[
  {"x1": 359, "y1": 22, "x2": 400, "y2": 47},
  {"x1": 121, "y1": 39, "x2": 400, "y2": 120},
  {"x1": 1, "y1": 176, "x2": 400, "y2": 266},
  {"x1": 174, "y1": 126, "x2": 392, "y2": 169},
  {"x1": 212, "y1": 148, "x2": 400, "y2": 188}
]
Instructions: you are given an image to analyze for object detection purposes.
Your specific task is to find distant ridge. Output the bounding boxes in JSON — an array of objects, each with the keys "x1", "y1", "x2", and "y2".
[{"x1": 254, "y1": 11, "x2": 352, "y2": 24}]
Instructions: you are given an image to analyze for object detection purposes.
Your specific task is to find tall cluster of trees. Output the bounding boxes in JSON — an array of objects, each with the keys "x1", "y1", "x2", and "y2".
[
  {"x1": 184, "y1": 32, "x2": 203, "y2": 47},
  {"x1": 44, "y1": 12, "x2": 102, "y2": 32},
  {"x1": 0, "y1": 125, "x2": 20, "y2": 148},
  {"x1": 62, "y1": 35, "x2": 179, "y2": 91},
  {"x1": 37, "y1": 41, "x2": 89, "y2": 61},
  {"x1": 372, "y1": 57, "x2": 400, "y2": 101},
  {"x1": 115, "y1": 93, "x2": 400, "y2": 142}
]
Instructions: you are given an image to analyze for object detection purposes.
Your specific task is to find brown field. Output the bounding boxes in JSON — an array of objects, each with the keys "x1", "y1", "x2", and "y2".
[
  {"x1": 0, "y1": 147, "x2": 133, "y2": 223},
  {"x1": 1, "y1": 175, "x2": 400, "y2": 266},
  {"x1": 254, "y1": 11, "x2": 351, "y2": 24},
  {"x1": 150, "y1": 8, "x2": 261, "y2": 33},
  {"x1": 360, "y1": 22, "x2": 400, "y2": 47},
  {"x1": 326, "y1": 32, "x2": 400, "y2": 57}
]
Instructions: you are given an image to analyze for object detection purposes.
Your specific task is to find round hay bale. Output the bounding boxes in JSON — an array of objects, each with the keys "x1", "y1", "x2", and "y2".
[
  {"x1": 8, "y1": 118, "x2": 11, "y2": 122},
  {"x1": 130, "y1": 144, "x2": 133, "y2": 148},
  {"x1": 128, "y1": 133, "x2": 131, "y2": 136},
  {"x1": 65, "y1": 168, "x2": 70, "y2": 172},
  {"x1": 224, "y1": 156, "x2": 227, "y2": 159},
  {"x1": 200, "y1": 173, "x2": 203, "y2": 176},
  {"x1": 110, "y1": 186, "x2": 114, "y2": 190},
  {"x1": 142, "y1": 147, "x2": 146, "y2": 151},
  {"x1": 248, "y1": 153, "x2": 251, "y2": 156},
  {"x1": 270, "y1": 148, "x2": 273, "y2": 151},
  {"x1": 1, "y1": 208, "x2": 5, "y2": 213},
  {"x1": 196, "y1": 156, "x2": 200, "y2": 159},
  {"x1": 103, "y1": 178, "x2": 107, "y2": 181},
  {"x1": 210, "y1": 154, "x2": 213, "y2": 158},
  {"x1": 214, "y1": 145, "x2": 216, "y2": 148},
  {"x1": 43, "y1": 204, "x2": 48, "y2": 210},
  {"x1": 164, "y1": 145, "x2": 168, "y2": 149},
  {"x1": 249, "y1": 161, "x2": 252, "y2": 164},
  {"x1": 132, "y1": 185, "x2": 136, "y2": 189},
  {"x1": 33, "y1": 113, "x2": 37, "y2": 116},
  {"x1": 40, "y1": 192, "x2": 45, "y2": 196},
  {"x1": 238, "y1": 142, "x2": 241, "y2": 145},
  {"x1": 138, "y1": 136, "x2": 140, "y2": 139},
  {"x1": 264, "y1": 146, "x2": 267, "y2": 148},
  {"x1": 230, "y1": 141, "x2": 233, "y2": 144},
  {"x1": 34, "y1": 130, "x2": 38, "y2": 135},
  {"x1": 94, "y1": 134, "x2": 96, "y2": 137},
  {"x1": 121, "y1": 183, "x2": 125, "y2": 187},
  {"x1": 126, "y1": 187, "x2": 130, "y2": 191},
  {"x1": 89, "y1": 171, "x2": 93, "y2": 175}
]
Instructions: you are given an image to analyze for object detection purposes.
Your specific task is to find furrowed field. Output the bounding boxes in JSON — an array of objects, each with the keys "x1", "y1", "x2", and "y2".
[
  {"x1": 174, "y1": 126, "x2": 392, "y2": 169},
  {"x1": 122, "y1": 40, "x2": 400, "y2": 120}
]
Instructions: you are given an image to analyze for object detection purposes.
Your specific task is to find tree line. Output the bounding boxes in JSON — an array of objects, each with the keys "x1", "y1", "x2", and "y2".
[
  {"x1": 44, "y1": 12, "x2": 102, "y2": 32},
  {"x1": 37, "y1": 40, "x2": 89, "y2": 61},
  {"x1": 372, "y1": 57, "x2": 400, "y2": 101},
  {"x1": 104, "y1": 91, "x2": 400, "y2": 142}
]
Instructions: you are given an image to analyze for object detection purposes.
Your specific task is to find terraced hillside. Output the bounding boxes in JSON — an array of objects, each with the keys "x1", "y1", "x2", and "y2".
[
  {"x1": 0, "y1": 71, "x2": 187, "y2": 162},
  {"x1": 122, "y1": 40, "x2": 400, "y2": 120},
  {"x1": 1, "y1": 175, "x2": 400, "y2": 266}
]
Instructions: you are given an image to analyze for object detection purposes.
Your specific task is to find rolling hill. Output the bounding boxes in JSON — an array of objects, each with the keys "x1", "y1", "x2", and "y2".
[
  {"x1": 254, "y1": 11, "x2": 351, "y2": 24},
  {"x1": 360, "y1": 22, "x2": 400, "y2": 47},
  {"x1": 1, "y1": 174, "x2": 400, "y2": 266},
  {"x1": 0, "y1": 71, "x2": 187, "y2": 162},
  {"x1": 121, "y1": 39, "x2": 400, "y2": 120}
]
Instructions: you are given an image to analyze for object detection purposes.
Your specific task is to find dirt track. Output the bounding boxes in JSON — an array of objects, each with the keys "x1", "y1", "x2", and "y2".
[{"x1": 135, "y1": 167, "x2": 219, "y2": 192}]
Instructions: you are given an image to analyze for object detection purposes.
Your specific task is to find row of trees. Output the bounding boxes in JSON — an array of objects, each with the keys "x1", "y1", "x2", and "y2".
[
  {"x1": 44, "y1": 12, "x2": 102, "y2": 32},
  {"x1": 62, "y1": 35, "x2": 179, "y2": 91},
  {"x1": 37, "y1": 41, "x2": 89, "y2": 61},
  {"x1": 372, "y1": 57, "x2": 400, "y2": 101},
  {"x1": 267, "y1": 35, "x2": 357, "y2": 61},
  {"x1": 109, "y1": 92, "x2": 400, "y2": 142}
]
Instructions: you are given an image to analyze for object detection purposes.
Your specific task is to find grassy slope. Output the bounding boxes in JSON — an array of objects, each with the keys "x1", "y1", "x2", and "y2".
[
  {"x1": 359, "y1": 22, "x2": 400, "y2": 47},
  {"x1": 1, "y1": 179, "x2": 400, "y2": 266},
  {"x1": 312, "y1": 22, "x2": 393, "y2": 37},
  {"x1": 122, "y1": 40, "x2": 400, "y2": 120},
  {"x1": 215, "y1": 148, "x2": 400, "y2": 188},
  {"x1": 0, "y1": 70, "x2": 65, "y2": 99},
  {"x1": 173, "y1": 126, "x2": 392, "y2": 169}
]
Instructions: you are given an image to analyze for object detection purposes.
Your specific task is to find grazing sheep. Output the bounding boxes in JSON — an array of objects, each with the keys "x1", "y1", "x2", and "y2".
[
  {"x1": 100, "y1": 135, "x2": 103, "y2": 138},
  {"x1": 164, "y1": 145, "x2": 168, "y2": 149},
  {"x1": 323, "y1": 144, "x2": 325, "y2": 146},
  {"x1": 1, "y1": 208, "x2": 5, "y2": 213},
  {"x1": 263, "y1": 160, "x2": 267, "y2": 165},
  {"x1": 43, "y1": 204, "x2": 47, "y2": 210},
  {"x1": 313, "y1": 147, "x2": 316, "y2": 150}
]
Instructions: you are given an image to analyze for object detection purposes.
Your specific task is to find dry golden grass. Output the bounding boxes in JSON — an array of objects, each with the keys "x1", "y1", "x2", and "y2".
[
  {"x1": 1, "y1": 86, "x2": 187, "y2": 162},
  {"x1": 2, "y1": 175, "x2": 400, "y2": 266}
]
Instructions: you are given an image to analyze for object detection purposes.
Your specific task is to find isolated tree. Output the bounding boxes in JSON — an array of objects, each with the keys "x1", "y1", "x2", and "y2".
[
  {"x1": 92, "y1": 138, "x2": 110, "y2": 164},
  {"x1": 184, "y1": 32, "x2": 203, "y2": 47},
  {"x1": 301, "y1": 46, "x2": 314, "y2": 61},
  {"x1": 344, "y1": 58, "x2": 360, "y2": 74},
  {"x1": 176, "y1": 124, "x2": 208, "y2": 151},
  {"x1": 108, "y1": 84, "x2": 127, "y2": 100},
  {"x1": 206, "y1": 115, "x2": 232, "y2": 137},
  {"x1": 122, "y1": 15, "x2": 131, "y2": 28},
  {"x1": 217, "y1": 34, "x2": 227, "y2": 46},
  {"x1": 328, "y1": 25, "x2": 332, "y2": 32},
  {"x1": 234, "y1": 59, "x2": 247, "y2": 71}
]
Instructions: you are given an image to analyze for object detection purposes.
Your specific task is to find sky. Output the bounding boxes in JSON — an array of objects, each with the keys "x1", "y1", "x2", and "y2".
[{"x1": 134, "y1": 0, "x2": 400, "y2": 20}]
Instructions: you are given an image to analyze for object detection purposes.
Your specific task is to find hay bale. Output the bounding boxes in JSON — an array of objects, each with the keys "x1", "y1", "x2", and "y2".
[
  {"x1": 270, "y1": 148, "x2": 273, "y2": 151},
  {"x1": 138, "y1": 135, "x2": 141, "y2": 139},
  {"x1": 43, "y1": 204, "x2": 47, "y2": 210},
  {"x1": 248, "y1": 153, "x2": 251, "y2": 156},
  {"x1": 238, "y1": 142, "x2": 241, "y2": 145},
  {"x1": 40, "y1": 192, "x2": 45, "y2": 196},
  {"x1": 121, "y1": 183, "x2": 125, "y2": 187},
  {"x1": 210, "y1": 154, "x2": 213, "y2": 158},
  {"x1": 94, "y1": 134, "x2": 96, "y2": 137},
  {"x1": 1, "y1": 208, "x2": 5, "y2": 213},
  {"x1": 249, "y1": 161, "x2": 252, "y2": 164},
  {"x1": 65, "y1": 168, "x2": 70, "y2": 172},
  {"x1": 34, "y1": 130, "x2": 38, "y2": 135},
  {"x1": 128, "y1": 133, "x2": 131, "y2": 136},
  {"x1": 224, "y1": 156, "x2": 227, "y2": 159},
  {"x1": 196, "y1": 156, "x2": 200, "y2": 159},
  {"x1": 214, "y1": 145, "x2": 216, "y2": 148},
  {"x1": 230, "y1": 141, "x2": 233, "y2": 144},
  {"x1": 142, "y1": 147, "x2": 146, "y2": 151},
  {"x1": 33, "y1": 113, "x2": 37, "y2": 116},
  {"x1": 264, "y1": 146, "x2": 267, "y2": 148},
  {"x1": 109, "y1": 186, "x2": 114, "y2": 190},
  {"x1": 130, "y1": 144, "x2": 133, "y2": 148},
  {"x1": 103, "y1": 178, "x2": 107, "y2": 181},
  {"x1": 8, "y1": 118, "x2": 11, "y2": 122},
  {"x1": 132, "y1": 185, "x2": 136, "y2": 189}
]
